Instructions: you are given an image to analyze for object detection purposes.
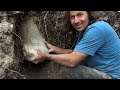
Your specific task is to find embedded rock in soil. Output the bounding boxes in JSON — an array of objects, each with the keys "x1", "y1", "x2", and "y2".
[{"x1": 22, "y1": 16, "x2": 48, "y2": 61}]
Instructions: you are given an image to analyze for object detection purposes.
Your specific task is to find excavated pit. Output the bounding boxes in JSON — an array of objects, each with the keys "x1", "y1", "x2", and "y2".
[
  {"x1": 13, "y1": 11, "x2": 120, "y2": 79},
  {"x1": 16, "y1": 11, "x2": 76, "y2": 79},
  {"x1": 0, "y1": 11, "x2": 120, "y2": 79}
]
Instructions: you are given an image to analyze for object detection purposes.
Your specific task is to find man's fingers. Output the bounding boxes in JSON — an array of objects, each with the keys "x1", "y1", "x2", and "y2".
[
  {"x1": 43, "y1": 39, "x2": 45, "y2": 42},
  {"x1": 30, "y1": 57, "x2": 40, "y2": 64},
  {"x1": 43, "y1": 39, "x2": 47, "y2": 44},
  {"x1": 48, "y1": 49, "x2": 54, "y2": 53},
  {"x1": 43, "y1": 39, "x2": 51, "y2": 47},
  {"x1": 35, "y1": 49, "x2": 43, "y2": 54},
  {"x1": 30, "y1": 56, "x2": 38, "y2": 61},
  {"x1": 31, "y1": 61, "x2": 39, "y2": 64},
  {"x1": 34, "y1": 61, "x2": 39, "y2": 64}
]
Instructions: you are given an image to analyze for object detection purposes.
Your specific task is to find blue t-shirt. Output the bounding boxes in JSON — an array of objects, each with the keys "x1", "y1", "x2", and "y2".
[{"x1": 74, "y1": 21, "x2": 120, "y2": 79}]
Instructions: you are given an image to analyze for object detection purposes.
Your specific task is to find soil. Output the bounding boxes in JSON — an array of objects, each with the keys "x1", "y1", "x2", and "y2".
[{"x1": 23, "y1": 60, "x2": 61, "y2": 79}]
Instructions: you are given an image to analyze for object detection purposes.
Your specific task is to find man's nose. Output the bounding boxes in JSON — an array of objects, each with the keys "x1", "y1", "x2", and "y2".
[{"x1": 74, "y1": 17, "x2": 79, "y2": 24}]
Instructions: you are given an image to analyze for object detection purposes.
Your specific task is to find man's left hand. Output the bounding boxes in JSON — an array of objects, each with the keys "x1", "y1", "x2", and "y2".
[{"x1": 30, "y1": 49, "x2": 48, "y2": 64}]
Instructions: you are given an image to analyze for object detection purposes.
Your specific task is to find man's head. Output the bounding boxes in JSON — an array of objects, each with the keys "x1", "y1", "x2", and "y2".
[{"x1": 70, "y1": 11, "x2": 89, "y2": 32}]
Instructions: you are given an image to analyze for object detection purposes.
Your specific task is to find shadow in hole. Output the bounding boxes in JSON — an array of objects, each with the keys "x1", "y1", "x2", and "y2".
[{"x1": 21, "y1": 59, "x2": 51, "y2": 79}]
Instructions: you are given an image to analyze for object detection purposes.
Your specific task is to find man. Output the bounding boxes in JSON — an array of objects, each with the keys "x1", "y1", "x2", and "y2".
[{"x1": 30, "y1": 11, "x2": 120, "y2": 79}]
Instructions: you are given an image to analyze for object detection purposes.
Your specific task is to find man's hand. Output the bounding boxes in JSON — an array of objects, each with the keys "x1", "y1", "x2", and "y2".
[
  {"x1": 44, "y1": 39, "x2": 73, "y2": 54},
  {"x1": 44, "y1": 40, "x2": 55, "y2": 53},
  {"x1": 30, "y1": 49, "x2": 48, "y2": 64}
]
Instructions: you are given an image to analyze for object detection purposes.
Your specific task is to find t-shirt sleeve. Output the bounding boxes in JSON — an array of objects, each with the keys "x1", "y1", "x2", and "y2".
[{"x1": 74, "y1": 27, "x2": 105, "y2": 56}]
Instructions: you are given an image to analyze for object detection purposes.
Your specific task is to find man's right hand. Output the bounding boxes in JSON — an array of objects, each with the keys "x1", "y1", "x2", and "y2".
[
  {"x1": 44, "y1": 39, "x2": 73, "y2": 54},
  {"x1": 44, "y1": 40, "x2": 55, "y2": 53}
]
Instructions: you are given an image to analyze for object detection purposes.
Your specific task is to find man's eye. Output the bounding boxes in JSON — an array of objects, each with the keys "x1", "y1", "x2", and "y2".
[
  {"x1": 78, "y1": 14, "x2": 83, "y2": 17},
  {"x1": 70, "y1": 16, "x2": 75, "y2": 19}
]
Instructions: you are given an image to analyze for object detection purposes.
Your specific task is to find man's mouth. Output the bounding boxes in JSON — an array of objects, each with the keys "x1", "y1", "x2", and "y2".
[{"x1": 75, "y1": 24, "x2": 82, "y2": 29}]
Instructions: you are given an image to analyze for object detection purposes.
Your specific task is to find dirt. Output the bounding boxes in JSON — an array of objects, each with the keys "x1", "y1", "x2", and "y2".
[
  {"x1": 0, "y1": 12, "x2": 19, "y2": 78},
  {"x1": 24, "y1": 61, "x2": 61, "y2": 79}
]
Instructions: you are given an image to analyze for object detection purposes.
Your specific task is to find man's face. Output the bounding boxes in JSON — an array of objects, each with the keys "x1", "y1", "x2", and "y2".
[{"x1": 70, "y1": 11, "x2": 89, "y2": 32}]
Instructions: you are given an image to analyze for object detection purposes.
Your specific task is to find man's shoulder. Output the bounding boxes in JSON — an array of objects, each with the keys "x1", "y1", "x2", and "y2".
[
  {"x1": 85, "y1": 21, "x2": 108, "y2": 36},
  {"x1": 86, "y1": 21, "x2": 106, "y2": 32},
  {"x1": 87, "y1": 20, "x2": 113, "y2": 33},
  {"x1": 91, "y1": 20, "x2": 111, "y2": 29}
]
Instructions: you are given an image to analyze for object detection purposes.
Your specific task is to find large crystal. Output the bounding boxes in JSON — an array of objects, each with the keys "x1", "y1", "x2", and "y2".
[{"x1": 22, "y1": 16, "x2": 48, "y2": 61}]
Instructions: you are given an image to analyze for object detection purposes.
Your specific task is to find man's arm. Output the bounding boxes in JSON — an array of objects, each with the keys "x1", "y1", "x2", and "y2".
[
  {"x1": 45, "y1": 41, "x2": 73, "y2": 54},
  {"x1": 45, "y1": 52, "x2": 88, "y2": 68},
  {"x1": 51, "y1": 46, "x2": 73, "y2": 54}
]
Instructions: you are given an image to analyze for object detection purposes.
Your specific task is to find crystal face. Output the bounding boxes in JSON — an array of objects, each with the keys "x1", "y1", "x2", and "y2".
[{"x1": 22, "y1": 16, "x2": 48, "y2": 61}]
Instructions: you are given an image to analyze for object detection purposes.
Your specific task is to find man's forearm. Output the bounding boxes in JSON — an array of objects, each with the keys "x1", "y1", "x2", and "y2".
[
  {"x1": 45, "y1": 52, "x2": 87, "y2": 68},
  {"x1": 53, "y1": 46, "x2": 73, "y2": 54},
  {"x1": 46, "y1": 53, "x2": 73, "y2": 67},
  {"x1": 46, "y1": 52, "x2": 87, "y2": 68}
]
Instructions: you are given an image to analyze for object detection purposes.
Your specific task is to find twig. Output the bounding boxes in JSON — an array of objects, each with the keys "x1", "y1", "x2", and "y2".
[
  {"x1": 12, "y1": 32, "x2": 23, "y2": 42},
  {"x1": 43, "y1": 11, "x2": 49, "y2": 40},
  {"x1": 55, "y1": 13, "x2": 58, "y2": 29},
  {"x1": 43, "y1": 11, "x2": 49, "y2": 19},
  {"x1": 6, "y1": 68, "x2": 25, "y2": 78},
  {"x1": 57, "y1": 31, "x2": 62, "y2": 47},
  {"x1": 46, "y1": 18, "x2": 52, "y2": 25}
]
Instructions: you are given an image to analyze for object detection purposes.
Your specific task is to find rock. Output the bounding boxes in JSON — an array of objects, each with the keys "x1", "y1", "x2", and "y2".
[{"x1": 22, "y1": 16, "x2": 48, "y2": 61}]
